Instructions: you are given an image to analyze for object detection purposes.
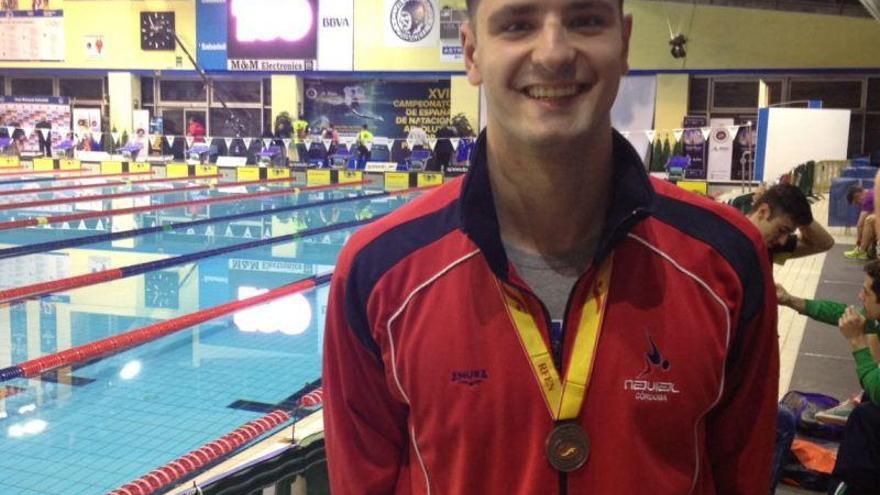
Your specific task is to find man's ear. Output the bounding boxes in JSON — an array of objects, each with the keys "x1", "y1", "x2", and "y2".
[
  {"x1": 620, "y1": 14, "x2": 633, "y2": 75},
  {"x1": 461, "y1": 22, "x2": 482, "y2": 86}
]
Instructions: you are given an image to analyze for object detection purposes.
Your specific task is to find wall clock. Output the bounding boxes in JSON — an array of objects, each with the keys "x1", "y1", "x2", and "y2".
[{"x1": 140, "y1": 11, "x2": 176, "y2": 51}]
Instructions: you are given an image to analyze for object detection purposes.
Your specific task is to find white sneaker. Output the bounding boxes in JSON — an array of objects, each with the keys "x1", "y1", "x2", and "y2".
[{"x1": 815, "y1": 396, "x2": 860, "y2": 425}]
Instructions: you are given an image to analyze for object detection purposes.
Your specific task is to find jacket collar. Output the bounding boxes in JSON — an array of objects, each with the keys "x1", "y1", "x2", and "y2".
[{"x1": 459, "y1": 128, "x2": 656, "y2": 281}]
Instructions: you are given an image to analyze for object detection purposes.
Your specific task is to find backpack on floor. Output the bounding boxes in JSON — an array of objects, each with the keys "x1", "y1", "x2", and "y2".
[
  {"x1": 780, "y1": 390, "x2": 845, "y2": 441},
  {"x1": 781, "y1": 436, "x2": 839, "y2": 492}
]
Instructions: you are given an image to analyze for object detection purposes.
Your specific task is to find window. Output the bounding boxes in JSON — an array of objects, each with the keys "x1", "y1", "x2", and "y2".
[
  {"x1": 766, "y1": 81, "x2": 783, "y2": 106},
  {"x1": 263, "y1": 108, "x2": 272, "y2": 136},
  {"x1": 59, "y1": 78, "x2": 103, "y2": 100},
  {"x1": 688, "y1": 77, "x2": 708, "y2": 113},
  {"x1": 868, "y1": 78, "x2": 880, "y2": 112},
  {"x1": 849, "y1": 113, "x2": 864, "y2": 158},
  {"x1": 159, "y1": 80, "x2": 207, "y2": 102},
  {"x1": 263, "y1": 78, "x2": 272, "y2": 103},
  {"x1": 866, "y1": 114, "x2": 880, "y2": 155},
  {"x1": 789, "y1": 80, "x2": 863, "y2": 109},
  {"x1": 141, "y1": 77, "x2": 155, "y2": 104},
  {"x1": 11, "y1": 78, "x2": 53, "y2": 96},
  {"x1": 210, "y1": 108, "x2": 262, "y2": 137},
  {"x1": 712, "y1": 81, "x2": 759, "y2": 109},
  {"x1": 211, "y1": 80, "x2": 261, "y2": 104}
]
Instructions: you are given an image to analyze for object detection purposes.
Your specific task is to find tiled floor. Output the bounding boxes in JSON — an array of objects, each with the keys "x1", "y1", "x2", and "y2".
[
  {"x1": 774, "y1": 197, "x2": 860, "y2": 495},
  {"x1": 774, "y1": 197, "x2": 854, "y2": 399}
]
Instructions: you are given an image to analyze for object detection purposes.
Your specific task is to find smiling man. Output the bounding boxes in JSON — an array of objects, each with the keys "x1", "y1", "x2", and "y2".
[{"x1": 323, "y1": 1, "x2": 779, "y2": 493}]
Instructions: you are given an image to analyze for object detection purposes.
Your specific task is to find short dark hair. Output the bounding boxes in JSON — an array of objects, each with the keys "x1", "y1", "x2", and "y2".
[
  {"x1": 865, "y1": 260, "x2": 880, "y2": 301},
  {"x1": 751, "y1": 184, "x2": 813, "y2": 226},
  {"x1": 847, "y1": 185, "x2": 865, "y2": 205}
]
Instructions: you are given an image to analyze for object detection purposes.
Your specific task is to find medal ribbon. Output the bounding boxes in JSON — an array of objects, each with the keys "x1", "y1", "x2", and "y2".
[{"x1": 503, "y1": 255, "x2": 613, "y2": 420}]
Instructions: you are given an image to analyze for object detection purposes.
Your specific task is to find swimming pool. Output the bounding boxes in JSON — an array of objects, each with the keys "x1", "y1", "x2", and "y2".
[{"x1": 0, "y1": 171, "x2": 423, "y2": 494}]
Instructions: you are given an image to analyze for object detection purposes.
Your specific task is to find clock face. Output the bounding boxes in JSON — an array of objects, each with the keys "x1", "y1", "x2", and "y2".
[{"x1": 140, "y1": 11, "x2": 176, "y2": 51}]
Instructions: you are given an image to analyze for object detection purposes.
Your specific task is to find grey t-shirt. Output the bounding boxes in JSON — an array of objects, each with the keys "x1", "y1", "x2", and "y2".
[
  {"x1": 505, "y1": 244, "x2": 592, "y2": 320},
  {"x1": 505, "y1": 243, "x2": 594, "y2": 367}
]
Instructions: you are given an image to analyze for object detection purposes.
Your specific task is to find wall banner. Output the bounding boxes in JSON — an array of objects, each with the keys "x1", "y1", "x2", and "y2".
[
  {"x1": 0, "y1": 96, "x2": 71, "y2": 154},
  {"x1": 303, "y1": 79, "x2": 450, "y2": 138},
  {"x1": 682, "y1": 115, "x2": 707, "y2": 179},
  {"x1": 707, "y1": 118, "x2": 735, "y2": 181}
]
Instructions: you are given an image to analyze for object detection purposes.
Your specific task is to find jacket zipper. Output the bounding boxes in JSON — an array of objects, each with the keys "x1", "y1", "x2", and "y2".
[
  {"x1": 506, "y1": 208, "x2": 646, "y2": 495},
  {"x1": 557, "y1": 207, "x2": 645, "y2": 495}
]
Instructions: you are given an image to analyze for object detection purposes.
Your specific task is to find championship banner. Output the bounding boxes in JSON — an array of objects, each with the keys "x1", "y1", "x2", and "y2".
[
  {"x1": 0, "y1": 0, "x2": 64, "y2": 61},
  {"x1": 0, "y1": 96, "x2": 71, "y2": 154},
  {"x1": 384, "y1": 0, "x2": 440, "y2": 47},
  {"x1": 682, "y1": 115, "x2": 707, "y2": 179},
  {"x1": 303, "y1": 79, "x2": 450, "y2": 138},
  {"x1": 706, "y1": 118, "x2": 735, "y2": 181},
  {"x1": 196, "y1": 0, "x2": 353, "y2": 72},
  {"x1": 731, "y1": 124, "x2": 757, "y2": 181},
  {"x1": 439, "y1": 0, "x2": 466, "y2": 62}
]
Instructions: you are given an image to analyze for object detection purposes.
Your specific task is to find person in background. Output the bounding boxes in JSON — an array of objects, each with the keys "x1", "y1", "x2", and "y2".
[
  {"x1": 35, "y1": 119, "x2": 51, "y2": 157},
  {"x1": 186, "y1": 116, "x2": 206, "y2": 144},
  {"x1": 294, "y1": 114, "x2": 310, "y2": 143},
  {"x1": 356, "y1": 124, "x2": 373, "y2": 163},
  {"x1": 323, "y1": 123, "x2": 340, "y2": 155},
  {"x1": 131, "y1": 128, "x2": 148, "y2": 161},
  {"x1": 76, "y1": 119, "x2": 92, "y2": 151},
  {"x1": 429, "y1": 119, "x2": 457, "y2": 171},
  {"x1": 747, "y1": 183, "x2": 835, "y2": 265},
  {"x1": 845, "y1": 183, "x2": 877, "y2": 260},
  {"x1": 10, "y1": 127, "x2": 27, "y2": 156},
  {"x1": 777, "y1": 262, "x2": 880, "y2": 495},
  {"x1": 747, "y1": 184, "x2": 834, "y2": 493},
  {"x1": 293, "y1": 114, "x2": 310, "y2": 162},
  {"x1": 407, "y1": 125, "x2": 430, "y2": 151},
  {"x1": 323, "y1": 0, "x2": 779, "y2": 493}
]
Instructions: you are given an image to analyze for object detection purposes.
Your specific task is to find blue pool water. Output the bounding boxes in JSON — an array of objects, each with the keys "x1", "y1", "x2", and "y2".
[{"x1": 0, "y1": 176, "x2": 422, "y2": 494}]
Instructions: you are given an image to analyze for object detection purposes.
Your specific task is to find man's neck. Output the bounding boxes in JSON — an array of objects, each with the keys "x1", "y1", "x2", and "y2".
[{"x1": 487, "y1": 128, "x2": 614, "y2": 258}]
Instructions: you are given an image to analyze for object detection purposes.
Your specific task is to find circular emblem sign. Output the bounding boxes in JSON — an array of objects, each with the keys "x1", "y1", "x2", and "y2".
[{"x1": 390, "y1": 0, "x2": 435, "y2": 43}]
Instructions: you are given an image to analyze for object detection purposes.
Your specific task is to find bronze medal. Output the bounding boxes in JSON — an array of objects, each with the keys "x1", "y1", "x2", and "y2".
[{"x1": 545, "y1": 422, "x2": 590, "y2": 472}]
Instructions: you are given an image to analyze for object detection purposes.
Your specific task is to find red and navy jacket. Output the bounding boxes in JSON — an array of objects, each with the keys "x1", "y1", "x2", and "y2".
[{"x1": 323, "y1": 130, "x2": 779, "y2": 495}]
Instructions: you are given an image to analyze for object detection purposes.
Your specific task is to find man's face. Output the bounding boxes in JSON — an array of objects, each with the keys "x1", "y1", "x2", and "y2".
[
  {"x1": 859, "y1": 274, "x2": 880, "y2": 319},
  {"x1": 750, "y1": 204, "x2": 797, "y2": 248},
  {"x1": 462, "y1": 0, "x2": 631, "y2": 148}
]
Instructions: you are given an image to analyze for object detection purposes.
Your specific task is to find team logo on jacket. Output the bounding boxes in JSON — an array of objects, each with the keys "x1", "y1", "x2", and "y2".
[
  {"x1": 624, "y1": 332, "x2": 679, "y2": 402},
  {"x1": 390, "y1": 0, "x2": 435, "y2": 43},
  {"x1": 451, "y1": 369, "x2": 488, "y2": 386}
]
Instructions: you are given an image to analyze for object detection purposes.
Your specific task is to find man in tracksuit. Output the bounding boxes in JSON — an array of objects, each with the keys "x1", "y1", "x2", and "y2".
[
  {"x1": 745, "y1": 183, "x2": 834, "y2": 266},
  {"x1": 776, "y1": 264, "x2": 880, "y2": 495},
  {"x1": 323, "y1": 0, "x2": 779, "y2": 493}
]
